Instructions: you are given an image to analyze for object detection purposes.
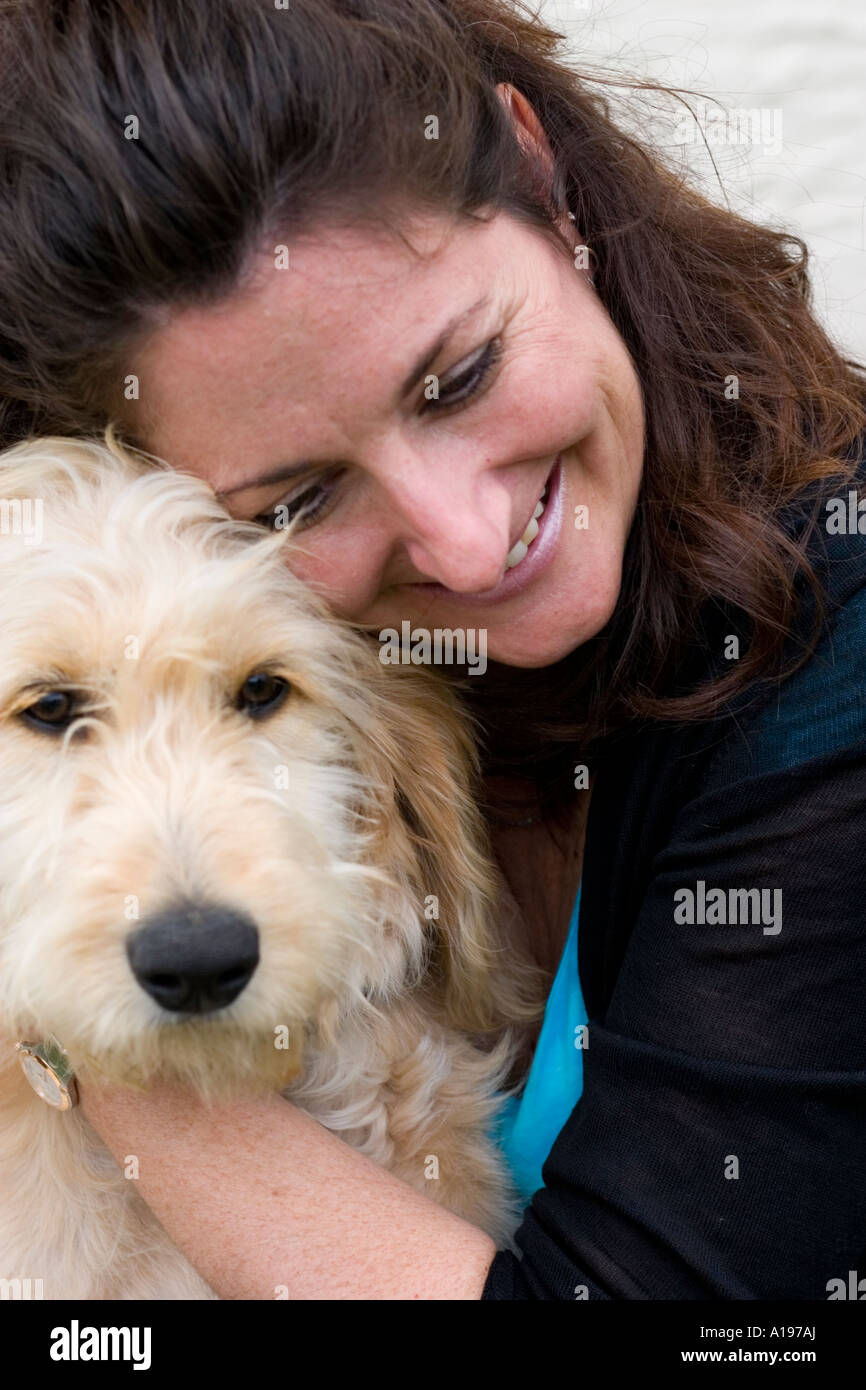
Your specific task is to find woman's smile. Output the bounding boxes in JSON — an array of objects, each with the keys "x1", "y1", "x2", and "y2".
[{"x1": 406, "y1": 451, "x2": 564, "y2": 606}]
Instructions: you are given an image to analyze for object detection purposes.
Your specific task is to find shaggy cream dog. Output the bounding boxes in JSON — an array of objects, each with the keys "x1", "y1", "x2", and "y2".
[{"x1": 0, "y1": 435, "x2": 542, "y2": 1300}]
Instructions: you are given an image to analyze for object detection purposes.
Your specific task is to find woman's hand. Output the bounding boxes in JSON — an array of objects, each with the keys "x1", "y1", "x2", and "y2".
[{"x1": 78, "y1": 1078, "x2": 498, "y2": 1300}]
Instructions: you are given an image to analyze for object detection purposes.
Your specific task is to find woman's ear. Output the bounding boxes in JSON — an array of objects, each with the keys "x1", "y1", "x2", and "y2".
[
  {"x1": 356, "y1": 659, "x2": 545, "y2": 1036},
  {"x1": 495, "y1": 81, "x2": 584, "y2": 253},
  {"x1": 495, "y1": 81, "x2": 556, "y2": 180}
]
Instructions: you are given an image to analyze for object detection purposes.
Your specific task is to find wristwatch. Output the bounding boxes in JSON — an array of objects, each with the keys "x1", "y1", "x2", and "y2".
[{"x1": 15, "y1": 1034, "x2": 79, "y2": 1110}]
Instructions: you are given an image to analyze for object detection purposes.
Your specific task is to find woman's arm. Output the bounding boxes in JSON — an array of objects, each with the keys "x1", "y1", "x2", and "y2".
[{"x1": 80, "y1": 1082, "x2": 497, "y2": 1300}]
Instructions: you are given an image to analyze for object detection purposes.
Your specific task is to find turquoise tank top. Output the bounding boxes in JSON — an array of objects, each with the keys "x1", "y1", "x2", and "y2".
[{"x1": 492, "y1": 884, "x2": 587, "y2": 1206}]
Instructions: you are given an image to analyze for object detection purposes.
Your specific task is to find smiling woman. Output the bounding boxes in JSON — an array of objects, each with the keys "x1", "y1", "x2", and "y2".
[
  {"x1": 126, "y1": 206, "x2": 641, "y2": 670},
  {"x1": 0, "y1": 0, "x2": 865, "y2": 1304}
]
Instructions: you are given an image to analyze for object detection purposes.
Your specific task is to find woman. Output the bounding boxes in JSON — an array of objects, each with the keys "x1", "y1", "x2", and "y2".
[{"x1": 1, "y1": 0, "x2": 864, "y2": 1299}]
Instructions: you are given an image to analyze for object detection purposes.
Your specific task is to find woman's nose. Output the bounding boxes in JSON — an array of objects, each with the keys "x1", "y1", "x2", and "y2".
[{"x1": 390, "y1": 471, "x2": 513, "y2": 593}]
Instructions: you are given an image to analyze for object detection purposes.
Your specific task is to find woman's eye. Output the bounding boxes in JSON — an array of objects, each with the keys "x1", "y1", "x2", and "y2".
[
  {"x1": 427, "y1": 338, "x2": 503, "y2": 412},
  {"x1": 253, "y1": 476, "x2": 338, "y2": 533},
  {"x1": 20, "y1": 690, "x2": 77, "y2": 734}
]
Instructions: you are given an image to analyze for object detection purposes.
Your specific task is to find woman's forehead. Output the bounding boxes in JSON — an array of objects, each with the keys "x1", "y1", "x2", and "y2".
[{"x1": 129, "y1": 213, "x2": 528, "y2": 480}]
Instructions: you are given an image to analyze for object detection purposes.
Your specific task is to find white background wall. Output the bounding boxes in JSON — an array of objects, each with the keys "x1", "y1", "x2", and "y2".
[{"x1": 539, "y1": 0, "x2": 866, "y2": 359}]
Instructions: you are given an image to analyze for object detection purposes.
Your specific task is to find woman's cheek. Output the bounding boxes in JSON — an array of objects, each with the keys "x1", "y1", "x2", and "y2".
[{"x1": 281, "y1": 542, "x2": 361, "y2": 619}]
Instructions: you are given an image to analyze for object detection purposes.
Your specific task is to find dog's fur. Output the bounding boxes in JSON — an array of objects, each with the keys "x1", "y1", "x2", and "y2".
[{"x1": 0, "y1": 435, "x2": 543, "y2": 1300}]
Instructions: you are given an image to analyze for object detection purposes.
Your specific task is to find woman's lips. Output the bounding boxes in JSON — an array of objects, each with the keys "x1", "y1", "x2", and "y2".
[{"x1": 408, "y1": 454, "x2": 564, "y2": 605}]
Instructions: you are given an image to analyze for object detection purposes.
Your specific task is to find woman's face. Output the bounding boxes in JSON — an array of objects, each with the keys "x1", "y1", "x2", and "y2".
[{"x1": 130, "y1": 206, "x2": 644, "y2": 668}]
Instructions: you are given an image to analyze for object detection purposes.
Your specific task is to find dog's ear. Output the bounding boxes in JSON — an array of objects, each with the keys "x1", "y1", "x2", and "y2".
[{"x1": 354, "y1": 660, "x2": 545, "y2": 1036}]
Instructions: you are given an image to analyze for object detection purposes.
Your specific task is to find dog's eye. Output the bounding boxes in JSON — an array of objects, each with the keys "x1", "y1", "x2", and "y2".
[
  {"x1": 237, "y1": 672, "x2": 290, "y2": 720},
  {"x1": 20, "y1": 690, "x2": 77, "y2": 734}
]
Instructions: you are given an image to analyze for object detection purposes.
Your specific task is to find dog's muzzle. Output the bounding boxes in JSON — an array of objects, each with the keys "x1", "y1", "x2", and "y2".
[{"x1": 125, "y1": 902, "x2": 260, "y2": 1015}]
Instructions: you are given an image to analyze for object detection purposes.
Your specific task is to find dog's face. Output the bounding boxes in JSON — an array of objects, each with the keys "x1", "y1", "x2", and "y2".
[{"x1": 0, "y1": 438, "x2": 507, "y2": 1096}]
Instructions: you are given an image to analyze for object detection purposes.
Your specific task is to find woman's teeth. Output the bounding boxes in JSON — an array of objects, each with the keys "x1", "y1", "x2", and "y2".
[{"x1": 504, "y1": 487, "x2": 548, "y2": 570}]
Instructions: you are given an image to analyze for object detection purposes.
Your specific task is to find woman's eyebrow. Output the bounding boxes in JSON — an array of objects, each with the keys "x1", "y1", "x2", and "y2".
[{"x1": 219, "y1": 293, "x2": 492, "y2": 498}]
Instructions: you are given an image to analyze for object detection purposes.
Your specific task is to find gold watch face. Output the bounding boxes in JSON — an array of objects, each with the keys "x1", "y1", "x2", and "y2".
[{"x1": 16, "y1": 1043, "x2": 78, "y2": 1110}]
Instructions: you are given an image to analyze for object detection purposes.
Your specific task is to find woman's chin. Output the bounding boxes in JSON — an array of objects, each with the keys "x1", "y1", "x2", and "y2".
[
  {"x1": 484, "y1": 590, "x2": 617, "y2": 669},
  {"x1": 483, "y1": 627, "x2": 588, "y2": 669}
]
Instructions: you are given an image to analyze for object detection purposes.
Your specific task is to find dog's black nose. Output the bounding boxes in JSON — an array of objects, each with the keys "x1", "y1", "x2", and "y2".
[{"x1": 126, "y1": 903, "x2": 260, "y2": 1014}]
